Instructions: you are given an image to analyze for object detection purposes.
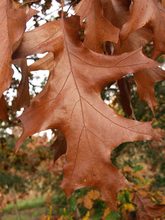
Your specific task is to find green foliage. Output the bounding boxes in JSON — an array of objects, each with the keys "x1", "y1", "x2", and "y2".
[
  {"x1": 0, "y1": 172, "x2": 25, "y2": 193},
  {"x1": 105, "y1": 211, "x2": 121, "y2": 220}
]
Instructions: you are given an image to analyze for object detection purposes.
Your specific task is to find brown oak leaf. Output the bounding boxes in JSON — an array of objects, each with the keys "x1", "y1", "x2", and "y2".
[
  {"x1": 76, "y1": 0, "x2": 119, "y2": 52},
  {"x1": 0, "y1": 0, "x2": 34, "y2": 98},
  {"x1": 135, "y1": 67, "x2": 165, "y2": 111},
  {"x1": 119, "y1": 45, "x2": 164, "y2": 114},
  {"x1": 120, "y1": 0, "x2": 165, "y2": 57},
  {"x1": 14, "y1": 19, "x2": 62, "y2": 58},
  {"x1": 101, "y1": 0, "x2": 153, "y2": 53},
  {"x1": 101, "y1": 1, "x2": 163, "y2": 113},
  {"x1": 16, "y1": 16, "x2": 162, "y2": 209}
]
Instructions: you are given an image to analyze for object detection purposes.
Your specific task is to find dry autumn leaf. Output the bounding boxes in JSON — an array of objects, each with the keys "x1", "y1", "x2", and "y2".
[
  {"x1": 120, "y1": 0, "x2": 165, "y2": 57},
  {"x1": 76, "y1": 0, "x2": 119, "y2": 52},
  {"x1": 100, "y1": 0, "x2": 164, "y2": 112},
  {"x1": 14, "y1": 19, "x2": 62, "y2": 58},
  {"x1": 15, "y1": 16, "x2": 163, "y2": 209},
  {"x1": 0, "y1": 0, "x2": 34, "y2": 98},
  {"x1": 135, "y1": 67, "x2": 165, "y2": 111}
]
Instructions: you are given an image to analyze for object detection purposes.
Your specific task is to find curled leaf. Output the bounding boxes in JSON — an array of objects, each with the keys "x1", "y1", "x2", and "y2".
[
  {"x1": 76, "y1": 0, "x2": 119, "y2": 52},
  {"x1": 120, "y1": 0, "x2": 165, "y2": 56}
]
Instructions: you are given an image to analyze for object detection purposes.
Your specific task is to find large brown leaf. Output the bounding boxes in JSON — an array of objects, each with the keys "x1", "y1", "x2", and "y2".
[
  {"x1": 16, "y1": 16, "x2": 162, "y2": 208},
  {"x1": 76, "y1": 0, "x2": 119, "y2": 52},
  {"x1": 120, "y1": 0, "x2": 165, "y2": 56},
  {"x1": 0, "y1": 0, "x2": 33, "y2": 97}
]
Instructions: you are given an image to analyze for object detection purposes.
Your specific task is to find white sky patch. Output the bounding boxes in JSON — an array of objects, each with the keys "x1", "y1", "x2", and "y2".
[
  {"x1": 27, "y1": 53, "x2": 49, "y2": 93},
  {"x1": 33, "y1": 129, "x2": 54, "y2": 140},
  {"x1": 29, "y1": 70, "x2": 49, "y2": 94},
  {"x1": 26, "y1": 0, "x2": 69, "y2": 31},
  {"x1": 161, "y1": 63, "x2": 165, "y2": 70}
]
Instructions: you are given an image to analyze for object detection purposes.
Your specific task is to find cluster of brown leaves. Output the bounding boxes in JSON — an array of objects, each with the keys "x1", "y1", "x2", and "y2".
[{"x1": 1, "y1": 0, "x2": 165, "y2": 218}]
